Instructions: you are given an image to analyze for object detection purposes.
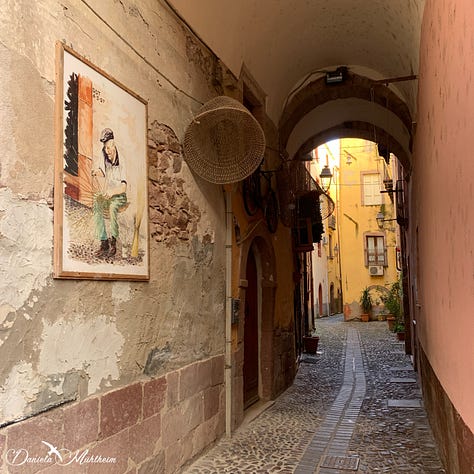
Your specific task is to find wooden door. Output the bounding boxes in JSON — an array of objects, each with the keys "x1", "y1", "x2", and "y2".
[{"x1": 244, "y1": 250, "x2": 259, "y2": 408}]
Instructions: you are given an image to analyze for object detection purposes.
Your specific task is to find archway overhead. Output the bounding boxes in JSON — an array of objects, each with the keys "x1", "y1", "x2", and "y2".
[
  {"x1": 294, "y1": 121, "x2": 411, "y2": 173},
  {"x1": 166, "y1": 0, "x2": 424, "y2": 124},
  {"x1": 280, "y1": 71, "x2": 415, "y2": 152},
  {"x1": 285, "y1": 96, "x2": 412, "y2": 166}
]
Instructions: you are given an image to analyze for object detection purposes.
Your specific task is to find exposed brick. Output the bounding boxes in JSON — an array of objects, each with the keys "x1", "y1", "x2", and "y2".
[
  {"x1": 192, "y1": 417, "x2": 218, "y2": 458},
  {"x1": 86, "y1": 429, "x2": 129, "y2": 474},
  {"x1": 203, "y1": 385, "x2": 220, "y2": 421},
  {"x1": 143, "y1": 376, "x2": 167, "y2": 419},
  {"x1": 164, "y1": 431, "x2": 193, "y2": 474},
  {"x1": 5, "y1": 409, "x2": 64, "y2": 474},
  {"x1": 210, "y1": 355, "x2": 225, "y2": 386},
  {"x1": 63, "y1": 398, "x2": 99, "y2": 451},
  {"x1": 164, "y1": 441, "x2": 181, "y2": 474},
  {"x1": 180, "y1": 431, "x2": 194, "y2": 468},
  {"x1": 137, "y1": 452, "x2": 165, "y2": 474},
  {"x1": 39, "y1": 462, "x2": 73, "y2": 474},
  {"x1": 166, "y1": 371, "x2": 179, "y2": 408},
  {"x1": 100, "y1": 383, "x2": 142, "y2": 439},
  {"x1": 216, "y1": 408, "x2": 226, "y2": 437},
  {"x1": 180, "y1": 360, "x2": 210, "y2": 401},
  {"x1": 162, "y1": 394, "x2": 203, "y2": 448},
  {"x1": 128, "y1": 415, "x2": 161, "y2": 465}
]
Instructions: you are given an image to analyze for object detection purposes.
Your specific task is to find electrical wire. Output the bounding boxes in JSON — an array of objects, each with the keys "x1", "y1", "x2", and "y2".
[{"x1": 79, "y1": 0, "x2": 204, "y2": 105}]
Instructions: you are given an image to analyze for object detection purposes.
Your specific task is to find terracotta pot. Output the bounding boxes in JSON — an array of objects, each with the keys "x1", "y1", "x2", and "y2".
[
  {"x1": 396, "y1": 331, "x2": 405, "y2": 341},
  {"x1": 387, "y1": 316, "x2": 396, "y2": 331},
  {"x1": 303, "y1": 336, "x2": 319, "y2": 354},
  {"x1": 361, "y1": 313, "x2": 369, "y2": 322}
]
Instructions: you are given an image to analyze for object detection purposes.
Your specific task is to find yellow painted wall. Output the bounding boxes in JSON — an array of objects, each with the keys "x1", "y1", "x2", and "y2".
[{"x1": 338, "y1": 139, "x2": 398, "y2": 320}]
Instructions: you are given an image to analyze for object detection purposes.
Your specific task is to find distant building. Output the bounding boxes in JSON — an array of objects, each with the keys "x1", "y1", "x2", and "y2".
[{"x1": 336, "y1": 139, "x2": 399, "y2": 321}]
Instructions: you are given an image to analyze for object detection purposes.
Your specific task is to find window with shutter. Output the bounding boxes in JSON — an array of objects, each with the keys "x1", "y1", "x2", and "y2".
[
  {"x1": 362, "y1": 173, "x2": 382, "y2": 205},
  {"x1": 365, "y1": 234, "x2": 386, "y2": 266}
]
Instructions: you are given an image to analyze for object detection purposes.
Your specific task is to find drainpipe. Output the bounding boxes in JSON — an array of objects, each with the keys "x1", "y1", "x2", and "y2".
[{"x1": 225, "y1": 188, "x2": 232, "y2": 437}]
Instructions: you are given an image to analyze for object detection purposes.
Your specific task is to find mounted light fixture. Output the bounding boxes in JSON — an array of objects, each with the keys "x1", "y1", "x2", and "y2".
[
  {"x1": 319, "y1": 165, "x2": 333, "y2": 193},
  {"x1": 376, "y1": 212, "x2": 397, "y2": 229},
  {"x1": 325, "y1": 67, "x2": 347, "y2": 85}
]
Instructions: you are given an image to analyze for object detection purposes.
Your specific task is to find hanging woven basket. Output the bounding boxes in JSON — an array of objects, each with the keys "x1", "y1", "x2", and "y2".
[{"x1": 183, "y1": 96, "x2": 265, "y2": 184}]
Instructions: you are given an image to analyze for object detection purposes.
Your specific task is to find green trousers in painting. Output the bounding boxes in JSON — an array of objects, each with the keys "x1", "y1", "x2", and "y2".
[{"x1": 93, "y1": 192, "x2": 127, "y2": 241}]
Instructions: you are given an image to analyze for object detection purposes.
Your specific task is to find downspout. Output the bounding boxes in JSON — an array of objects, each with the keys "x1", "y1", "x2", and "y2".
[{"x1": 225, "y1": 188, "x2": 232, "y2": 437}]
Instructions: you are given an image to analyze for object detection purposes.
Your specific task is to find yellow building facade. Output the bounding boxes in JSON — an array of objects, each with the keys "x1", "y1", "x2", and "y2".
[{"x1": 336, "y1": 139, "x2": 399, "y2": 320}]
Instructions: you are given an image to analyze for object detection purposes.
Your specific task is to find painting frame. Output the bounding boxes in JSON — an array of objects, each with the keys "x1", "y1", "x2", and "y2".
[{"x1": 54, "y1": 43, "x2": 149, "y2": 280}]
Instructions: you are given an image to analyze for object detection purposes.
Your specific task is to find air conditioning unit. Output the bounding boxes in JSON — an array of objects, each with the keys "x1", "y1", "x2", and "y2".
[{"x1": 369, "y1": 265, "x2": 384, "y2": 276}]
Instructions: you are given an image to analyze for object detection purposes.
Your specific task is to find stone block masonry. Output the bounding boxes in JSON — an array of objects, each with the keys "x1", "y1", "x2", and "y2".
[{"x1": 0, "y1": 355, "x2": 225, "y2": 474}]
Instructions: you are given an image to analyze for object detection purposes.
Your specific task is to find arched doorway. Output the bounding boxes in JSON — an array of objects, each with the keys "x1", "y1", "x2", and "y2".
[{"x1": 243, "y1": 248, "x2": 259, "y2": 408}]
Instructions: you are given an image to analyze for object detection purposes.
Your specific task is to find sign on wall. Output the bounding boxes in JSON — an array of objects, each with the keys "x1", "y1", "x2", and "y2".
[{"x1": 54, "y1": 43, "x2": 149, "y2": 280}]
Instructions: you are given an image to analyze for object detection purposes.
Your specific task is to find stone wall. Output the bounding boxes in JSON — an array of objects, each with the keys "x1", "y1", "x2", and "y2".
[
  {"x1": 0, "y1": 355, "x2": 224, "y2": 473},
  {"x1": 0, "y1": 0, "x2": 300, "y2": 469},
  {"x1": 0, "y1": 0, "x2": 226, "y2": 469}
]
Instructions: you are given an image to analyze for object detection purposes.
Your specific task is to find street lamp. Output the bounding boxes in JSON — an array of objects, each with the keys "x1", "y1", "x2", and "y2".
[
  {"x1": 376, "y1": 212, "x2": 397, "y2": 229},
  {"x1": 319, "y1": 165, "x2": 333, "y2": 193}
]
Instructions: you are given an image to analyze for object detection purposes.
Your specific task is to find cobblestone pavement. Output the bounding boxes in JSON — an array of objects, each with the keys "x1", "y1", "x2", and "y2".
[{"x1": 182, "y1": 315, "x2": 445, "y2": 473}]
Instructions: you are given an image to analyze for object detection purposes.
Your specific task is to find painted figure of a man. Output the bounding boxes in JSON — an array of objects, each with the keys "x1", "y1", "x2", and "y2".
[{"x1": 92, "y1": 128, "x2": 127, "y2": 258}]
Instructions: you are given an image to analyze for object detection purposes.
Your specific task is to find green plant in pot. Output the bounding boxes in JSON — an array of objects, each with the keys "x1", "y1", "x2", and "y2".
[
  {"x1": 394, "y1": 321, "x2": 405, "y2": 340},
  {"x1": 381, "y1": 277, "x2": 403, "y2": 332},
  {"x1": 359, "y1": 287, "x2": 372, "y2": 322}
]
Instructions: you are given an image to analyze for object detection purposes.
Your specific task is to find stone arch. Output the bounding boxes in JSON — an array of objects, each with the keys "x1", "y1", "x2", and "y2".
[
  {"x1": 294, "y1": 121, "x2": 411, "y2": 172},
  {"x1": 279, "y1": 72, "x2": 414, "y2": 170}
]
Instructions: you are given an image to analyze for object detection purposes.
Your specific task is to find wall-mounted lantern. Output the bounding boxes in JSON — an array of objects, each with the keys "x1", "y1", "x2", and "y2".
[{"x1": 319, "y1": 165, "x2": 333, "y2": 193}]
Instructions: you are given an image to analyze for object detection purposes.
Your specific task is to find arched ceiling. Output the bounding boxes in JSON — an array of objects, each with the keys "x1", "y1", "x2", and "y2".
[{"x1": 167, "y1": 0, "x2": 425, "y2": 163}]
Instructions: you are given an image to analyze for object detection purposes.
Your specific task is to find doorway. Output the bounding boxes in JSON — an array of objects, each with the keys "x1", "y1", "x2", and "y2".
[
  {"x1": 330, "y1": 283, "x2": 335, "y2": 315},
  {"x1": 244, "y1": 249, "x2": 259, "y2": 408},
  {"x1": 318, "y1": 284, "x2": 323, "y2": 316}
]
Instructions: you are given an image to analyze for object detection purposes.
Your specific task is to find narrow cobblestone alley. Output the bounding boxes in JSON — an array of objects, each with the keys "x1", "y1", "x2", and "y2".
[{"x1": 182, "y1": 315, "x2": 445, "y2": 474}]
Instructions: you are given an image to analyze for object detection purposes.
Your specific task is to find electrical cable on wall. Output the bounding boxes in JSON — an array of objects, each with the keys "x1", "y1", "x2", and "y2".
[{"x1": 79, "y1": 0, "x2": 204, "y2": 106}]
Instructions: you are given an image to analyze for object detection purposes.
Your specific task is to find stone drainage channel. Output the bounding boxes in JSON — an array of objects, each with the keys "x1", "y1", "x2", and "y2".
[{"x1": 295, "y1": 328, "x2": 364, "y2": 474}]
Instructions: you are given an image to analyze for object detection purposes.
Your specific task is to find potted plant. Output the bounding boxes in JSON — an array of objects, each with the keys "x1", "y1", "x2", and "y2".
[
  {"x1": 303, "y1": 328, "x2": 320, "y2": 354},
  {"x1": 359, "y1": 287, "x2": 372, "y2": 322},
  {"x1": 394, "y1": 321, "x2": 405, "y2": 341},
  {"x1": 381, "y1": 278, "x2": 403, "y2": 332}
]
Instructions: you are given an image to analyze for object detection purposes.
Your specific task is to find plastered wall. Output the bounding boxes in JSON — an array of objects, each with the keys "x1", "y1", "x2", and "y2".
[
  {"x1": 414, "y1": 0, "x2": 474, "y2": 433},
  {"x1": 0, "y1": 0, "x2": 227, "y2": 427}
]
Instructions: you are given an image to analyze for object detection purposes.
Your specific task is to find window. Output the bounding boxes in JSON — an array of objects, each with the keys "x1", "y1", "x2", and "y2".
[
  {"x1": 365, "y1": 234, "x2": 387, "y2": 266},
  {"x1": 362, "y1": 173, "x2": 382, "y2": 205}
]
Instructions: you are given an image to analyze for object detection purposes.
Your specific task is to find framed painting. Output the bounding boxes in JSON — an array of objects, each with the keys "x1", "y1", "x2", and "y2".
[{"x1": 54, "y1": 43, "x2": 149, "y2": 280}]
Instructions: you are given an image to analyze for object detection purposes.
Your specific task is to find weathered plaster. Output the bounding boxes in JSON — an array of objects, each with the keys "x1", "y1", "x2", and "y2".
[
  {"x1": 0, "y1": 188, "x2": 52, "y2": 314},
  {"x1": 0, "y1": 0, "x2": 226, "y2": 428},
  {"x1": 0, "y1": 43, "x2": 54, "y2": 198},
  {"x1": 38, "y1": 315, "x2": 124, "y2": 395},
  {"x1": 111, "y1": 281, "x2": 132, "y2": 304},
  {"x1": 0, "y1": 362, "x2": 41, "y2": 424}
]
